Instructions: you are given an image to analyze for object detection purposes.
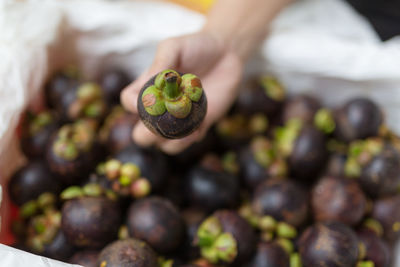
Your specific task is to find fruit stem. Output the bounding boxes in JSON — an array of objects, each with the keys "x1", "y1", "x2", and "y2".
[{"x1": 163, "y1": 73, "x2": 180, "y2": 100}]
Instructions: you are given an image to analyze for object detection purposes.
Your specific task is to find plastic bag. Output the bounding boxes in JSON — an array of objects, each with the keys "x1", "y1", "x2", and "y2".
[{"x1": 0, "y1": 0, "x2": 399, "y2": 266}]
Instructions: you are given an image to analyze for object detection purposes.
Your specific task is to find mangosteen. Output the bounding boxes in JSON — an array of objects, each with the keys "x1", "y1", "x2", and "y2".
[
  {"x1": 196, "y1": 210, "x2": 256, "y2": 265},
  {"x1": 311, "y1": 175, "x2": 367, "y2": 226},
  {"x1": 179, "y1": 209, "x2": 207, "y2": 260},
  {"x1": 216, "y1": 113, "x2": 269, "y2": 150},
  {"x1": 334, "y1": 97, "x2": 383, "y2": 142},
  {"x1": 25, "y1": 209, "x2": 75, "y2": 261},
  {"x1": 245, "y1": 242, "x2": 290, "y2": 267},
  {"x1": 96, "y1": 158, "x2": 152, "y2": 199},
  {"x1": 61, "y1": 184, "x2": 121, "y2": 248},
  {"x1": 282, "y1": 95, "x2": 321, "y2": 124},
  {"x1": 357, "y1": 228, "x2": 391, "y2": 267},
  {"x1": 185, "y1": 154, "x2": 240, "y2": 212},
  {"x1": 171, "y1": 129, "x2": 217, "y2": 165},
  {"x1": 239, "y1": 136, "x2": 287, "y2": 190},
  {"x1": 57, "y1": 81, "x2": 108, "y2": 122},
  {"x1": 99, "y1": 106, "x2": 139, "y2": 154},
  {"x1": 8, "y1": 161, "x2": 62, "y2": 206},
  {"x1": 325, "y1": 152, "x2": 347, "y2": 177},
  {"x1": 127, "y1": 196, "x2": 185, "y2": 254},
  {"x1": 298, "y1": 221, "x2": 359, "y2": 267},
  {"x1": 20, "y1": 110, "x2": 59, "y2": 159},
  {"x1": 372, "y1": 195, "x2": 400, "y2": 243},
  {"x1": 45, "y1": 66, "x2": 80, "y2": 108},
  {"x1": 97, "y1": 238, "x2": 158, "y2": 267},
  {"x1": 235, "y1": 76, "x2": 285, "y2": 117},
  {"x1": 251, "y1": 179, "x2": 309, "y2": 228},
  {"x1": 114, "y1": 143, "x2": 167, "y2": 189},
  {"x1": 99, "y1": 68, "x2": 131, "y2": 106},
  {"x1": 344, "y1": 138, "x2": 400, "y2": 198},
  {"x1": 46, "y1": 119, "x2": 100, "y2": 184},
  {"x1": 275, "y1": 119, "x2": 328, "y2": 180},
  {"x1": 70, "y1": 250, "x2": 99, "y2": 267},
  {"x1": 137, "y1": 69, "x2": 207, "y2": 139}
]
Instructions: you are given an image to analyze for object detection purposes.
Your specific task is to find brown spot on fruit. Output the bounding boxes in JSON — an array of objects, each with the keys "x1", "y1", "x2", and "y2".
[
  {"x1": 143, "y1": 94, "x2": 156, "y2": 107},
  {"x1": 191, "y1": 78, "x2": 202, "y2": 88}
]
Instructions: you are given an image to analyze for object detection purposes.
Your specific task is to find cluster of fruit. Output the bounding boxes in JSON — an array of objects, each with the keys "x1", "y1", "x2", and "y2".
[{"x1": 7, "y1": 67, "x2": 400, "y2": 267}]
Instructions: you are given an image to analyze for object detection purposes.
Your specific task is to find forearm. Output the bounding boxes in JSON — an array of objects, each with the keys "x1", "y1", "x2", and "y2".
[{"x1": 203, "y1": 0, "x2": 292, "y2": 61}]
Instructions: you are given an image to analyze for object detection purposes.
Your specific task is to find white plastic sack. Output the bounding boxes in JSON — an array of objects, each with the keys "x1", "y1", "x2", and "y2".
[{"x1": 0, "y1": 0, "x2": 399, "y2": 266}]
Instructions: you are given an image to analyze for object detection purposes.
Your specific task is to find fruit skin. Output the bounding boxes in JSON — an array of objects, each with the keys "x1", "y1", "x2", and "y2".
[
  {"x1": 99, "y1": 69, "x2": 131, "y2": 106},
  {"x1": 45, "y1": 70, "x2": 79, "y2": 109},
  {"x1": 282, "y1": 95, "x2": 321, "y2": 124},
  {"x1": 289, "y1": 125, "x2": 328, "y2": 180},
  {"x1": 252, "y1": 179, "x2": 309, "y2": 228},
  {"x1": 127, "y1": 197, "x2": 185, "y2": 254},
  {"x1": 372, "y1": 195, "x2": 400, "y2": 243},
  {"x1": 185, "y1": 162, "x2": 240, "y2": 213},
  {"x1": 359, "y1": 144, "x2": 400, "y2": 198},
  {"x1": 357, "y1": 229, "x2": 391, "y2": 267},
  {"x1": 8, "y1": 161, "x2": 62, "y2": 206},
  {"x1": 245, "y1": 242, "x2": 290, "y2": 267},
  {"x1": 311, "y1": 175, "x2": 367, "y2": 226},
  {"x1": 334, "y1": 98, "x2": 383, "y2": 142},
  {"x1": 41, "y1": 230, "x2": 76, "y2": 262},
  {"x1": 20, "y1": 112, "x2": 59, "y2": 159},
  {"x1": 61, "y1": 197, "x2": 121, "y2": 248},
  {"x1": 137, "y1": 72, "x2": 207, "y2": 139},
  {"x1": 235, "y1": 76, "x2": 285, "y2": 118},
  {"x1": 325, "y1": 153, "x2": 347, "y2": 177},
  {"x1": 97, "y1": 238, "x2": 158, "y2": 267},
  {"x1": 69, "y1": 250, "x2": 99, "y2": 267},
  {"x1": 298, "y1": 221, "x2": 359, "y2": 267},
  {"x1": 214, "y1": 210, "x2": 257, "y2": 265},
  {"x1": 99, "y1": 106, "x2": 139, "y2": 154},
  {"x1": 114, "y1": 144, "x2": 168, "y2": 193}
]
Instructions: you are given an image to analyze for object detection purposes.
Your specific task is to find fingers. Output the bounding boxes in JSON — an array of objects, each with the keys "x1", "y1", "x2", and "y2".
[{"x1": 132, "y1": 121, "x2": 162, "y2": 147}]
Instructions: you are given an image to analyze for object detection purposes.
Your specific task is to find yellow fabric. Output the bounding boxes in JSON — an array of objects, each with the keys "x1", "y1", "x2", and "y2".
[{"x1": 167, "y1": 0, "x2": 214, "y2": 13}]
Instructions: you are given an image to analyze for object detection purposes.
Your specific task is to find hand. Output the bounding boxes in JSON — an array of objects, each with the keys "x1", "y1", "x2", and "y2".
[{"x1": 121, "y1": 31, "x2": 243, "y2": 154}]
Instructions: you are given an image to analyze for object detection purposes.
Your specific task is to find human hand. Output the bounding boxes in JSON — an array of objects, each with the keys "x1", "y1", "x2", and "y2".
[{"x1": 121, "y1": 31, "x2": 243, "y2": 154}]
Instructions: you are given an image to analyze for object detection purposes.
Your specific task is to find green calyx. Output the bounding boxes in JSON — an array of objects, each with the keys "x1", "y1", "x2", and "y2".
[
  {"x1": 239, "y1": 204, "x2": 259, "y2": 228},
  {"x1": 158, "y1": 257, "x2": 175, "y2": 267},
  {"x1": 222, "y1": 151, "x2": 239, "y2": 174},
  {"x1": 28, "y1": 111, "x2": 53, "y2": 135},
  {"x1": 61, "y1": 183, "x2": 110, "y2": 200},
  {"x1": 118, "y1": 225, "x2": 130, "y2": 240},
  {"x1": 52, "y1": 121, "x2": 95, "y2": 160},
  {"x1": 251, "y1": 136, "x2": 275, "y2": 168},
  {"x1": 345, "y1": 138, "x2": 384, "y2": 178},
  {"x1": 20, "y1": 193, "x2": 57, "y2": 219},
  {"x1": 276, "y1": 222, "x2": 297, "y2": 239},
  {"x1": 197, "y1": 216, "x2": 238, "y2": 264},
  {"x1": 258, "y1": 215, "x2": 277, "y2": 232},
  {"x1": 70, "y1": 82, "x2": 106, "y2": 119},
  {"x1": 259, "y1": 76, "x2": 285, "y2": 101},
  {"x1": 27, "y1": 210, "x2": 61, "y2": 253},
  {"x1": 314, "y1": 108, "x2": 335, "y2": 134},
  {"x1": 249, "y1": 113, "x2": 269, "y2": 134},
  {"x1": 142, "y1": 69, "x2": 203, "y2": 118},
  {"x1": 276, "y1": 238, "x2": 294, "y2": 254},
  {"x1": 356, "y1": 261, "x2": 375, "y2": 267},
  {"x1": 290, "y1": 253, "x2": 303, "y2": 267},
  {"x1": 363, "y1": 218, "x2": 384, "y2": 237},
  {"x1": 275, "y1": 119, "x2": 303, "y2": 157},
  {"x1": 97, "y1": 159, "x2": 150, "y2": 198}
]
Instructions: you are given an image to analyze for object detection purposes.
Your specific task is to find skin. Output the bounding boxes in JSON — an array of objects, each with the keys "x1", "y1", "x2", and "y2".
[{"x1": 121, "y1": 0, "x2": 293, "y2": 154}]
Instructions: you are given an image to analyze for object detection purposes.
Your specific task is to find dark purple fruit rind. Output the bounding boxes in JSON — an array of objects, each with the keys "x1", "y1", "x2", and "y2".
[
  {"x1": 61, "y1": 197, "x2": 121, "y2": 248},
  {"x1": 311, "y1": 176, "x2": 366, "y2": 226},
  {"x1": 127, "y1": 197, "x2": 185, "y2": 253},
  {"x1": 245, "y1": 242, "x2": 290, "y2": 267},
  {"x1": 214, "y1": 210, "x2": 256, "y2": 265},
  {"x1": 97, "y1": 238, "x2": 158, "y2": 267},
  {"x1": 282, "y1": 95, "x2": 321, "y2": 124},
  {"x1": 357, "y1": 229, "x2": 391, "y2": 267},
  {"x1": 298, "y1": 221, "x2": 359, "y2": 267},
  {"x1": 252, "y1": 179, "x2": 309, "y2": 228},
  {"x1": 137, "y1": 73, "x2": 207, "y2": 139},
  {"x1": 69, "y1": 250, "x2": 99, "y2": 267}
]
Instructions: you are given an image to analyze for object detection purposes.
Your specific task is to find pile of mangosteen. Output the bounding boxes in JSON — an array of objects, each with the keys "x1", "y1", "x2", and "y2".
[{"x1": 7, "y1": 67, "x2": 400, "y2": 267}]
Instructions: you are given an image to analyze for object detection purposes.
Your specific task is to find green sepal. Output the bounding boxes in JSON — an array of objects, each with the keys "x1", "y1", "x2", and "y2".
[
  {"x1": 314, "y1": 108, "x2": 335, "y2": 134},
  {"x1": 214, "y1": 232, "x2": 238, "y2": 263},
  {"x1": 165, "y1": 95, "x2": 192, "y2": 119},
  {"x1": 142, "y1": 85, "x2": 166, "y2": 116},
  {"x1": 61, "y1": 186, "x2": 84, "y2": 200},
  {"x1": 181, "y1": 73, "x2": 203, "y2": 102},
  {"x1": 259, "y1": 76, "x2": 285, "y2": 101},
  {"x1": 197, "y1": 216, "x2": 223, "y2": 247}
]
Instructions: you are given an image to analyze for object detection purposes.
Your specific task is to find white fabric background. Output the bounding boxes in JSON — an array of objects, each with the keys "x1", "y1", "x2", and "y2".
[{"x1": 0, "y1": 0, "x2": 399, "y2": 266}]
